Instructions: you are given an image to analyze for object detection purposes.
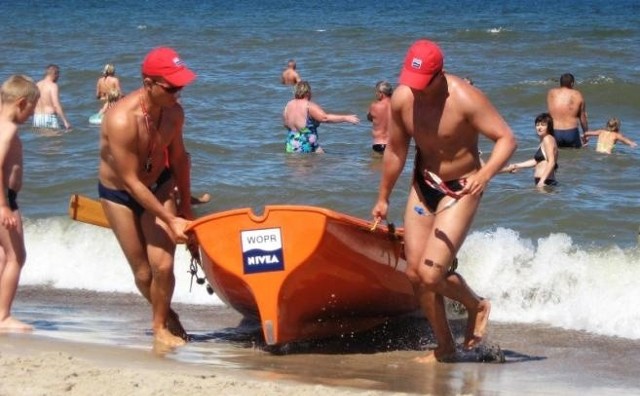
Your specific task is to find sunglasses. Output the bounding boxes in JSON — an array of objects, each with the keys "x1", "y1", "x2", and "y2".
[{"x1": 153, "y1": 81, "x2": 183, "y2": 94}]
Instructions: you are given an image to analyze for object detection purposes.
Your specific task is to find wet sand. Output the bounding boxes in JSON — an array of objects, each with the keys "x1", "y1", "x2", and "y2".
[{"x1": 2, "y1": 286, "x2": 639, "y2": 395}]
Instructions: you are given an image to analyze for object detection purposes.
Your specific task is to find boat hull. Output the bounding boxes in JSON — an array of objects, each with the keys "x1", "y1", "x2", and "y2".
[{"x1": 188, "y1": 205, "x2": 418, "y2": 346}]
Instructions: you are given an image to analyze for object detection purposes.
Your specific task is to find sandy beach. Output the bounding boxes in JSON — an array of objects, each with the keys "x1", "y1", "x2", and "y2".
[{"x1": 1, "y1": 287, "x2": 639, "y2": 395}]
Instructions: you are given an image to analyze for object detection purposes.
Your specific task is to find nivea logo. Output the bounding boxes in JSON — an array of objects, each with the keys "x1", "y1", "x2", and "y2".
[
  {"x1": 241, "y1": 228, "x2": 284, "y2": 274},
  {"x1": 411, "y1": 57, "x2": 422, "y2": 69}
]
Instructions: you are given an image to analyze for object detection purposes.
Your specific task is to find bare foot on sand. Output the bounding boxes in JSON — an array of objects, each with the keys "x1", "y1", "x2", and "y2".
[
  {"x1": 464, "y1": 299, "x2": 491, "y2": 350},
  {"x1": 167, "y1": 310, "x2": 188, "y2": 340},
  {"x1": 154, "y1": 327, "x2": 187, "y2": 347},
  {"x1": 414, "y1": 347, "x2": 456, "y2": 363},
  {"x1": 0, "y1": 316, "x2": 33, "y2": 332}
]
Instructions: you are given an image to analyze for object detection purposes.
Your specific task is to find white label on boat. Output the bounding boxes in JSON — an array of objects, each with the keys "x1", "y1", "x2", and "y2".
[{"x1": 241, "y1": 228, "x2": 284, "y2": 274}]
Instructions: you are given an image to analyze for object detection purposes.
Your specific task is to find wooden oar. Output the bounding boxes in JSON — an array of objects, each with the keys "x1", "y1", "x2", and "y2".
[
  {"x1": 68, "y1": 194, "x2": 198, "y2": 232},
  {"x1": 68, "y1": 194, "x2": 110, "y2": 228}
]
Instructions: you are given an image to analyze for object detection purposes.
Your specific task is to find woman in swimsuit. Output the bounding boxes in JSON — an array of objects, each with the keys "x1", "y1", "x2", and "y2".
[
  {"x1": 583, "y1": 117, "x2": 637, "y2": 154},
  {"x1": 96, "y1": 64, "x2": 122, "y2": 102},
  {"x1": 283, "y1": 81, "x2": 359, "y2": 153},
  {"x1": 502, "y1": 112, "x2": 559, "y2": 187}
]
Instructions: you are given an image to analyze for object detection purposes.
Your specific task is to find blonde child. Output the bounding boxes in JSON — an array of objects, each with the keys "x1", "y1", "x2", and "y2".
[
  {"x1": 0, "y1": 75, "x2": 39, "y2": 331},
  {"x1": 584, "y1": 117, "x2": 637, "y2": 154}
]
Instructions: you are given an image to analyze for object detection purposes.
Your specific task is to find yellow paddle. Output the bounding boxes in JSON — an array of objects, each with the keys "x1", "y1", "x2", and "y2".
[{"x1": 68, "y1": 194, "x2": 110, "y2": 228}]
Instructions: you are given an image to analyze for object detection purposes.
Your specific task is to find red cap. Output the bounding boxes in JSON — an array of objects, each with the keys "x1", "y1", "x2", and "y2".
[
  {"x1": 142, "y1": 47, "x2": 196, "y2": 87},
  {"x1": 398, "y1": 40, "x2": 444, "y2": 90}
]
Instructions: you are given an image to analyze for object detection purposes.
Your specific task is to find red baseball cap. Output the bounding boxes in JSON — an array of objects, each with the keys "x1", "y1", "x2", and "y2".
[
  {"x1": 142, "y1": 47, "x2": 196, "y2": 87},
  {"x1": 398, "y1": 39, "x2": 444, "y2": 90}
]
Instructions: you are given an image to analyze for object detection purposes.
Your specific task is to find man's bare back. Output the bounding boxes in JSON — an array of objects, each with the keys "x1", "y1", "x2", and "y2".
[
  {"x1": 547, "y1": 87, "x2": 586, "y2": 130},
  {"x1": 367, "y1": 81, "x2": 393, "y2": 151},
  {"x1": 369, "y1": 99, "x2": 390, "y2": 144},
  {"x1": 546, "y1": 73, "x2": 588, "y2": 148},
  {"x1": 35, "y1": 80, "x2": 57, "y2": 115},
  {"x1": 34, "y1": 65, "x2": 71, "y2": 129},
  {"x1": 281, "y1": 60, "x2": 301, "y2": 85}
]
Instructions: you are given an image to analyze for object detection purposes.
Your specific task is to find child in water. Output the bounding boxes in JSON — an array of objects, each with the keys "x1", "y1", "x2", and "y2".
[{"x1": 584, "y1": 117, "x2": 637, "y2": 154}]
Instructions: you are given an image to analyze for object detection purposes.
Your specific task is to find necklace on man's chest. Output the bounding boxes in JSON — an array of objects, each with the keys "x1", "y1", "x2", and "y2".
[{"x1": 140, "y1": 96, "x2": 164, "y2": 174}]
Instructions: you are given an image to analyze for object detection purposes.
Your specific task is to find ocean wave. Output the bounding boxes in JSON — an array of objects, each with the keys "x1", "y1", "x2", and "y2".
[
  {"x1": 19, "y1": 217, "x2": 640, "y2": 340},
  {"x1": 461, "y1": 228, "x2": 640, "y2": 340}
]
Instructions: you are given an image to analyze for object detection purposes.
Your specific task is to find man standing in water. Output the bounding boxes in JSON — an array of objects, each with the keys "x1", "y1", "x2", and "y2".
[
  {"x1": 33, "y1": 64, "x2": 71, "y2": 130},
  {"x1": 367, "y1": 80, "x2": 393, "y2": 154},
  {"x1": 281, "y1": 59, "x2": 301, "y2": 85},
  {"x1": 98, "y1": 47, "x2": 196, "y2": 347},
  {"x1": 371, "y1": 39, "x2": 517, "y2": 362},
  {"x1": 547, "y1": 73, "x2": 589, "y2": 148}
]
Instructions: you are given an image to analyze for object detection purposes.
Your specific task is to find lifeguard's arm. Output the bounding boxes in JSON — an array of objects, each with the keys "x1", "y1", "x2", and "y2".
[
  {"x1": 50, "y1": 84, "x2": 70, "y2": 128},
  {"x1": 537, "y1": 136, "x2": 557, "y2": 185},
  {"x1": 166, "y1": 106, "x2": 194, "y2": 220},
  {"x1": 105, "y1": 114, "x2": 178, "y2": 226},
  {"x1": 372, "y1": 88, "x2": 411, "y2": 220},
  {"x1": 308, "y1": 102, "x2": 359, "y2": 124},
  {"x1": 0, "y1": 123, "x2": 18, "y2": 228},
  {"x1": 462, "y1": 87, "x2": 517, "y2": 195}
]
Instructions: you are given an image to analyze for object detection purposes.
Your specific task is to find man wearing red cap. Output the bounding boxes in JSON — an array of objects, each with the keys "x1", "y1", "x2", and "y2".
[
  {"x1": 372, "y1": 39, "x2": 517, "y2": 362},
  {"x1": 98, "y1": 47, "x2": 196, "y2": 347}
]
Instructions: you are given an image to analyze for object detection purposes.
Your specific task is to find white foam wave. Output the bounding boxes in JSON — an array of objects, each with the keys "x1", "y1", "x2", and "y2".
[
  {"x1": 460, "y1": 228, "x2": 640, "y2": 339},
  {"x1": 21, "y1": 218, "x2": 640, "y2": 340},
  {"x1": 22, "y1": 218, "x2": 222, "y2": 306},
  {"x1": 487, "y1": 27, "x2": 507, "y2": 34}
]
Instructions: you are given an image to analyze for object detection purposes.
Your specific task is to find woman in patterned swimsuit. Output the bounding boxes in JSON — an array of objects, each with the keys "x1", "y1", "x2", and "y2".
[{"x1": 283, "y1": 81, "x2": 359, "y2": 153}]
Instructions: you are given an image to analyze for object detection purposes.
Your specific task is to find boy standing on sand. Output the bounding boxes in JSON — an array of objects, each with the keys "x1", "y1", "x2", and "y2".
[{"x1": 0, "y1": 75, "x2": 40, "y2": 331}]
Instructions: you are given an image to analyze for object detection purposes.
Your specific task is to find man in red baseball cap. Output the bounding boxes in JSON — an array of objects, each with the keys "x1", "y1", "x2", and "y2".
[
  {"x1": 142, "y1": 47, "x2": 196, "y2": 87},
  {"x1": 98, "y1": 46, "x2": 196, "y2": 347},
  {"x1": 398, "y1": 39, "x2": 444, "y2": 90},
  {"x1": 372, "y1": 39, "x2": 517, "y2": 362}
]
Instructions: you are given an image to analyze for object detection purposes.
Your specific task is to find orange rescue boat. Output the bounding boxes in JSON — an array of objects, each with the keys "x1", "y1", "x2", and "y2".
[{"x1": 187, "y1": 205, "x2": 419, "y2": 346}]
